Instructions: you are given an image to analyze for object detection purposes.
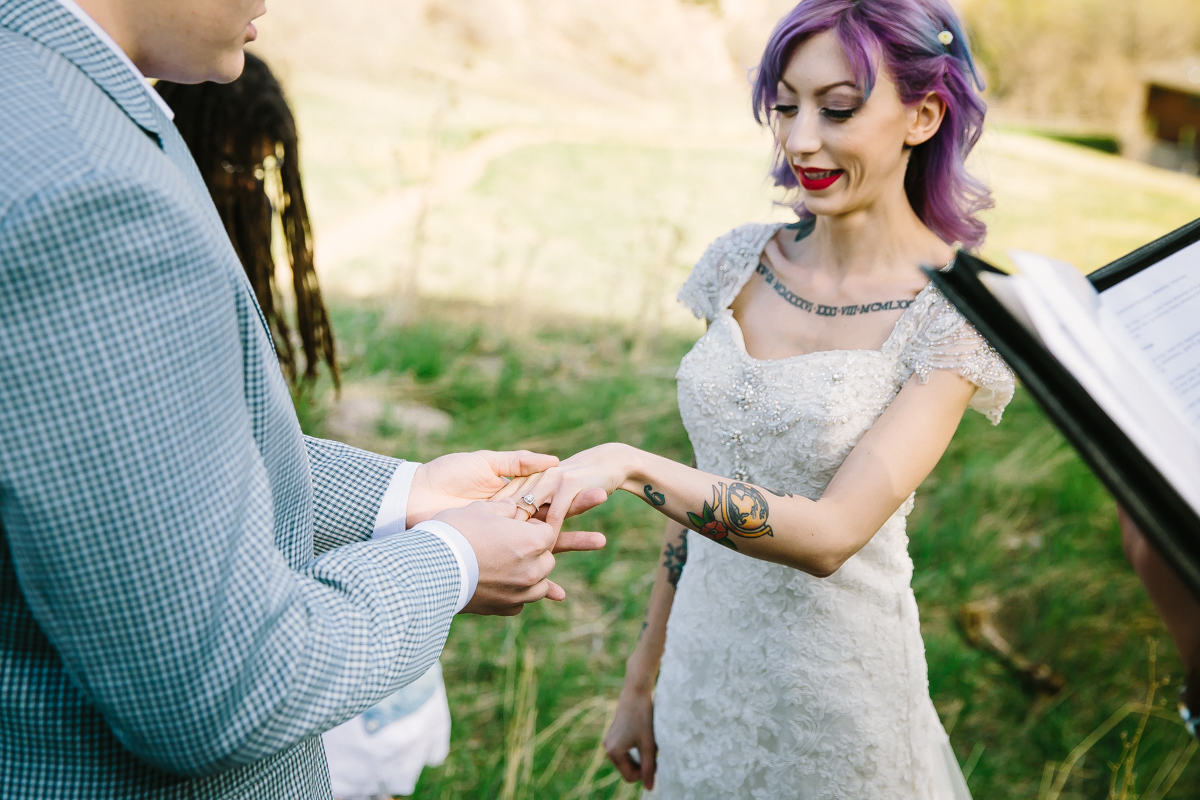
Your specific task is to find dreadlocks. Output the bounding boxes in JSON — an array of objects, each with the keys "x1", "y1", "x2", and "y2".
[{"x1": 157, "y1": 53, "x2": 339, "y2": 389}]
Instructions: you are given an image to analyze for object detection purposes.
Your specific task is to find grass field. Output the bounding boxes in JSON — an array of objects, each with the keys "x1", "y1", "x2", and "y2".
[
  {"x1": 297, "y1": 296, "x2": 1199, "y2": 800},
  {"x1": 260, "y1": 13, "x2": 1200, "y2": 795}
]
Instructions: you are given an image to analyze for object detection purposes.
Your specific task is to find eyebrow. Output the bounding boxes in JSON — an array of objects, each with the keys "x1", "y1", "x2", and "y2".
[{"x1": 779, "y1": 78, "x2": 860, "y2": 95}]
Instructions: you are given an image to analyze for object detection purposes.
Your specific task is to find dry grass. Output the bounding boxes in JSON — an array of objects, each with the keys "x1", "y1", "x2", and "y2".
[
  {"x1": 295, "y1": 301, "x2": 1200, "y2": 798},
  {"x1": 265, "y1": 3, "x2": 1200, "y2": 796}
]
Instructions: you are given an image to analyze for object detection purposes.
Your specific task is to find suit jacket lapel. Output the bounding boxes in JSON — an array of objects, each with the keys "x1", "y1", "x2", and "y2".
[
  {"x1": 0, "y1": 0, "x2": 164, "y2": 145},
  {"x1": 2, "y1": 0, "x2": 280, "y2": 347}
]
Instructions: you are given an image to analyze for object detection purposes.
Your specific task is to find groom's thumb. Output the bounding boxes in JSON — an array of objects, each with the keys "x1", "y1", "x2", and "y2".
[
  {"x1": 481, "y1": 449, "x2": 559, "y2": 477},
  {"x1": 439, "y1": 499, "x2": 522, "y2": 522},
  {"x1": 477, "y1": 499, "x2": 522, "y2": 519}
]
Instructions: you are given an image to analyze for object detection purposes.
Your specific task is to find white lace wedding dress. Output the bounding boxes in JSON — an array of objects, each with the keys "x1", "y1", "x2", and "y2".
[{"x1": 650, "y1": 223, "x2": 1015, "y2": 799}]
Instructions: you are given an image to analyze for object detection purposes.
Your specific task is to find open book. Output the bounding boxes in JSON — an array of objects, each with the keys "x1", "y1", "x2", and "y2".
[{"x1": 927, "y1": 218, "x2": 1200, "y2": 598}]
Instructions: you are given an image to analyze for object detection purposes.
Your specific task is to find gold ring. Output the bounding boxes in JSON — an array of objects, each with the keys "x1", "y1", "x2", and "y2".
[{"x1": 516, "y1": 495, "x2": 538, "y2": 517}]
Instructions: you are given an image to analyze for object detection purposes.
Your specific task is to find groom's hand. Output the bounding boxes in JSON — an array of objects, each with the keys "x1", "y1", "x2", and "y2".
[
  {"x1": 436, "y1": 501, "x2": 604, "y2": 616},
  {"x1": 407, "y1": 450, "x2": 558, "y2": 528}
]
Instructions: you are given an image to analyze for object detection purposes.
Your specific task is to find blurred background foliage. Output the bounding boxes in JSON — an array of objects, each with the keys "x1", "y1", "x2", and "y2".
[
  {"x1": 255, "y1": 1, "x2": 1200, "y2": 796},
  {"x1": 961, "y1": 0, "x2": 1200, "y2": 132}
]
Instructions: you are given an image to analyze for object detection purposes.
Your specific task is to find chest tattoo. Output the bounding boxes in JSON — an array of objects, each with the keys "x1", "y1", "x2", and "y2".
[{"x1": 755, "y1": 261, "x2": 914, "y2": 317}]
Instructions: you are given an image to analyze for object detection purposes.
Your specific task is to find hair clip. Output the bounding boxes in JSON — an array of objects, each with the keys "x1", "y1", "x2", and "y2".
[{"x1": 937, "y1": 30, "x2": 954, "y2": 47}]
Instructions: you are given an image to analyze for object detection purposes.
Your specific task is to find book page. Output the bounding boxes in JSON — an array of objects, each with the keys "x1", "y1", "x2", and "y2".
[
  {"x1": 1099, "y1": 239, "x2": 1200, "y2": 427},
  {"x1": 997, "y1": 252, "x2": 1200, "y2": 516}
]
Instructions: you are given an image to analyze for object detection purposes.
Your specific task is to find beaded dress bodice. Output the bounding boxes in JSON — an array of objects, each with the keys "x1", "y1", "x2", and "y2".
[{"x1": 649, "y1": 223, "x2": 1014, "y2": 800}]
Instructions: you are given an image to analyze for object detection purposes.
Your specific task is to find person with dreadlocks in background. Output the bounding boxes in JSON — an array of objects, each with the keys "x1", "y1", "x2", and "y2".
[
  {"x1": 157, "y1": 52, "x2": 337, "y2": 390},
  {"x1": 157, "y1": 53, "x2": 453, "y2": 800}
]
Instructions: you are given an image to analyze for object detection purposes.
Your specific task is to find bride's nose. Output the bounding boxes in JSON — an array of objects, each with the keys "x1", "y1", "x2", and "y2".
[{"x1": 783, "y1": 105, "x2": 822, "y2": 161}]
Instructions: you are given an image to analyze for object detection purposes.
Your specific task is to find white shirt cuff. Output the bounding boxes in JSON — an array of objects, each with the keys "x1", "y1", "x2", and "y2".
[
  {"x1": 413, "y1": 520, "x2": 478, "y2": 613},
  {"x1": 372, "y1": 462, "x2": 478, "y2": 613},
  {"x1": 373, "y1": 460, "x2": 422, "y2": 532},
  {"x1": 373, "y1": 518, "x2": 478, "y2": 613}
]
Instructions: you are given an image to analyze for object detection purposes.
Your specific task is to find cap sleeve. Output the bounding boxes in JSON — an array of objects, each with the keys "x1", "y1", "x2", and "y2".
[
  {"x1": 902, "y1": 286, "x2": 1016, "y2": 425},
  {"x1": 677, "y1": 223, "x2": 783, "y2": 322}
]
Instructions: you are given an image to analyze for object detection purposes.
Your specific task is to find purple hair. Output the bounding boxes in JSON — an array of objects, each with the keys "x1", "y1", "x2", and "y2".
[{"x1": 752, "y1": 0, "x2": 993, "y2": 250}]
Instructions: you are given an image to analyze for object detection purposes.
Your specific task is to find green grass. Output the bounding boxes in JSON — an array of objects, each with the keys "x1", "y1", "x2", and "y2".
[
  {"x1": 266, "y1": 15, "x2": 1200, "y2": 797},
  {"x1": 300, "y1": 299, "x2": 1199, "y2": 800},
  {"x1": 1036, "y1": 132, "x2": 1123, "y2": 156}
]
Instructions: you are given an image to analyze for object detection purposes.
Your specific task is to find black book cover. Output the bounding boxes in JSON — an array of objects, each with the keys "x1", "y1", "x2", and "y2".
[{"x1": 925, "y1": 223, "x2": 1200, "y2": 598}]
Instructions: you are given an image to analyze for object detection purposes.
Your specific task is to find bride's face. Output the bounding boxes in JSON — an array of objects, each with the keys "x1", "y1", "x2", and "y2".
[{"x1": 773, "y1": 30, "x2": 945, "y2": 218}]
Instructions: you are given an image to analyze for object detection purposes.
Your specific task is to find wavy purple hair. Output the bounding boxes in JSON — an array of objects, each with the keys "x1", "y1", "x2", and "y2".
[{"x1": 752, "y1": 0, "x2": 993, "y2": 250}]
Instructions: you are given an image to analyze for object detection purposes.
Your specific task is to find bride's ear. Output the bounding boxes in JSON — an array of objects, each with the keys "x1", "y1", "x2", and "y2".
[{"x1": 905, "y1": 92, "x2": 947, "y2": 148}]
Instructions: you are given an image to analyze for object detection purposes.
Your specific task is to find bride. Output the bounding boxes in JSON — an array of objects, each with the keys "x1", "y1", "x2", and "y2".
[{"x1": 498, "y1": 0, "x2": 1013, "y2": 796}]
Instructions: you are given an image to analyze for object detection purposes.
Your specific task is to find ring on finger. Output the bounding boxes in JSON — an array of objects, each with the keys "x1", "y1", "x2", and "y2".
[{"x1": 516, "y1": 493, "x2": 539, "y2": 517}]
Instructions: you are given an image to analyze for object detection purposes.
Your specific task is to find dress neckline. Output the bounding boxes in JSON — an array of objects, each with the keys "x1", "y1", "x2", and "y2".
[
  {"x1": 713, "y1": 221, "x2": 956, "y2": 364},
  {"x1": 719, "y1": 281, "x2": 935, "y2": 365}
]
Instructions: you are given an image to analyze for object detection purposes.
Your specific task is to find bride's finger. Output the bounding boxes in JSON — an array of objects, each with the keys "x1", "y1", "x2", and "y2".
[
  {"x1": 544, "y1": 477, "x2": 588, "y2": 531},
  {"x1": 606, "y1": 747, "x2": 640, "y2": 783},
  {"x1": 533, "y1": 487, "x2": 606, "y2": 524},
  {"x1": 509, "y1": 471, "x2": 553, "y2": 518},
  {"x1": 640, "y1": 735, "x2": 657, "y2": 789},
  {"x1": 491, "y1": 473, "x2": 538, "y2": 501},
  {"x1": 565, "y1": 487, "x2": 608, "y2": 519},
  {"x1": 529, "y1": 477, "x2": 569, "y2": 522}
]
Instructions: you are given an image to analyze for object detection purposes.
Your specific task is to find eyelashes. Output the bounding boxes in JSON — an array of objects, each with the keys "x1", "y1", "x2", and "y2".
[
  {"x1": 771, "y1": 104, "x2": 860, "y2": 121},
  {"x1": 821, "y1": 107, "x2": 858, "y2": 121}
]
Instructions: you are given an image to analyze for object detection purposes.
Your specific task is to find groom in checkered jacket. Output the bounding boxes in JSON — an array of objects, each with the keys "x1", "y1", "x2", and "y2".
[{"x1": 0, "y1": 0, "x2": 606, "y2": 797}]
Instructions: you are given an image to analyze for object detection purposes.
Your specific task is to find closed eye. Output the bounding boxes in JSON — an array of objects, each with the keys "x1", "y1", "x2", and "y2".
[
  {"x1": 772, "y1": 104, "x2": 798, "y2": 117},
  {"x1": 821, "y1": 107, "x2": 858, "y2": 121}
]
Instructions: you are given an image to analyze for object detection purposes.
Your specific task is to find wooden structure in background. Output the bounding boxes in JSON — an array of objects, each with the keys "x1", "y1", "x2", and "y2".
[{"x1": 1135, "y1": 58, "x2": 1200, "y2": 175}]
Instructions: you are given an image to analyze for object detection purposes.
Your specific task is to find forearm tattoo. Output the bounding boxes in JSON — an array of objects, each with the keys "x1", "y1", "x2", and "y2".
[
  {"x1": 756, "y1": 261, "x2": 914, "y2": 318},
  {"x1": 663, "y1": 527, "x2": 688, "y2": 588},
  {"x1": 643, "y1": 484, "x2": 666, "y2": 506},
  {"x1": 686, "y1": 482, "x2": 774, "y2": 551}
]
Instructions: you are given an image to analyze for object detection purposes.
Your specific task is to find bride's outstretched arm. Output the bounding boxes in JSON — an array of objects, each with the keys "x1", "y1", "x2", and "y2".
[
  {"x1": 602, "y1": 518, "x2": 687, "y2": 789},
  {"x1": 503, "y1": 370, "x2": 977, "y2": 577}
]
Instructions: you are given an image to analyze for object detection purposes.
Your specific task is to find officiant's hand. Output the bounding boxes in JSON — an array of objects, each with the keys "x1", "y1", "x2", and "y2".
[
  {"x1": 436, "y1": 500, "x2": 604, "y2": 615},
  {"x1": 407, "y1": 450, "x2": 560, "y2": 528}
]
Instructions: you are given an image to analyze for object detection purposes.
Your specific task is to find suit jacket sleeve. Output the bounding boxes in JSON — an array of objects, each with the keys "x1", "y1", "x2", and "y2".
[
  {"x1": 304, "y1": 435, "x2": 403, "y2": 554},
  {"x1": 0, "y1": 173, "x2": 461, "y2": 777}
]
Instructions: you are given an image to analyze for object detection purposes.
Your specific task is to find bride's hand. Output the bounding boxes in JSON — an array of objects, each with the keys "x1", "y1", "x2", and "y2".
[
  {"x1": 491, "y1": 443, "x2": 637, "y2": 530},
  {"x1": 604, "y1": 684, "x2": 657, "y2": 788}
]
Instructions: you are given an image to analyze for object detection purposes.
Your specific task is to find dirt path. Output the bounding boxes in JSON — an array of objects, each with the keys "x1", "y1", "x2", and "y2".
[
  {"x1": 312, "y1": 121, "x2": 764, "y2": 275},
  {"x1": 314, "y1": 127, "x2": 567, "y2": 270}
]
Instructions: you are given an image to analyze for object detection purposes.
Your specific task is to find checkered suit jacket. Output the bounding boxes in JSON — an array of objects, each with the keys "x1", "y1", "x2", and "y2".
[{"x1": 0, "y1": 2, "x2": 464, "y2": 797}]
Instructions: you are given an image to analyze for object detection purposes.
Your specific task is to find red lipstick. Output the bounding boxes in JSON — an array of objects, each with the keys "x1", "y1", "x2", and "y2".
[{"x1": 796, "y1": 167, "x2": 844, "y2": 191}]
